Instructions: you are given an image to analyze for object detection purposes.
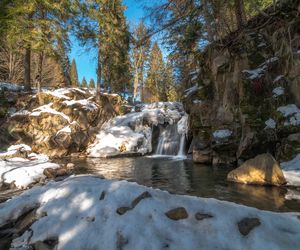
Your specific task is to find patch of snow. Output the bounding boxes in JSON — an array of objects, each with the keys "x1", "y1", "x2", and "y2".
[
  {"x1": 193, "y1": 99, "x2": 202, "y2": 104},
  {"x1": 0, "y1": 145, "x2": 59, "y2": 189},
  {"x1": 56, "y1": 126, "x2": 72, "y2": 135},
  {"x1": 273, "y1": 75, "x2": 284, "y2": 83},
  {"x1": 183, "y1": 85, "x2": 201, "y2": 98},
  {"x1": 30, "y1": 103, "x2": 71, "y2": 123},
  {"x1": 242, "y1": 57, "x2": 278, "y2": 80},
  {"x1": 0, "y1": 82, "x2": 23, "y2": 91},
  {"x1": 282, "y1": 154, "x2": 300, "y2": 186},
  {"x1": 264, "y1": 118, "x2": 276, "y2": 129},
  {"x1": 1, "y1": 176, "x2": 300, "y2": 249},
  {"x1": 213, "y1": 129, "x2": 232, "y2": 140},
  {"x1": 297, "y1": 50, "x2": 300, "y2": 54},
  {"x1": 277, "y1": 104, "x2": 300, "y2": 126},
  {"x1": 285, "y1": 189, "x2": 300, "y2": 200},
  {"x1": 272, "y1": 87, "x2": 285, "y2": 97},
  {"x1": 63, "y1": 99, "x2": 98, "y2": 111},
  {"x1": 10, "y1": 109, "x2": 30, "y2": 117}
]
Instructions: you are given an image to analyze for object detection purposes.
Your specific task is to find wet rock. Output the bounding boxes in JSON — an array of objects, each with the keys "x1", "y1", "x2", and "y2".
[
  {"x1": 43, "y1": 168, "x2": 57, "y2": 179},
  {"x1": 193, "y1": 149, "x2": 212, "y2": 164},
  {"x1": 165, "y1": 207, "x2": 188, "y2": 220},
  {"x1": 131, "y1": 191, "x2": 152, "y2": 208},
  {"x1": 238, "y1": 217, "x2": 261, "y2": 236},
  {"x1": 227, "y1": 153, "x2": 286, "y2": 186},
  {"x1": 116, "y1": 207, "x2": 131, "y2": 215},
  {"x1": 195, "y1": 213, "x2": 213, "y2": 220}
]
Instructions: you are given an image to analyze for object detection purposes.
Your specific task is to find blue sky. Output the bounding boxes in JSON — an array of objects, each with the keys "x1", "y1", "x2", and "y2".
[{"x1": 69, "y1": 0, "x2": 145, "y2": 83}]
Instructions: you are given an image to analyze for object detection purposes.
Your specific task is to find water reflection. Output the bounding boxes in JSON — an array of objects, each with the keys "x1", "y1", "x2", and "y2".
[{"x1": 60, "y1": 157, "x2": 300, "y2": 212}]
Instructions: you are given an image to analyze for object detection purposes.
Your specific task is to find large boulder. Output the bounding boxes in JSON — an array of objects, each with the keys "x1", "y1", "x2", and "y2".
[{"x1": 227, "y1": 153, "x2": 286, "y2": 186}]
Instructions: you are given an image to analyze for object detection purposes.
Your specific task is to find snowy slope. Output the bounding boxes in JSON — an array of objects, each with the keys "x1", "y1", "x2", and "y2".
[{"x1": 1, "y1": 176, "x2": 300, "y2": 250}]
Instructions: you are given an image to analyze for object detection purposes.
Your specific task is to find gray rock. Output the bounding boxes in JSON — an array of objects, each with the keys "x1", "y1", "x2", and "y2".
[{"x1": 238, "y1": 217, "x2": 261, "y2": 236}]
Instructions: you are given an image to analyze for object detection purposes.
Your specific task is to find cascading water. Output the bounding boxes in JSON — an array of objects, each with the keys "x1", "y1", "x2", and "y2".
[{"x1": 154, "y1": 114, "x2": 188, "y2": 157}]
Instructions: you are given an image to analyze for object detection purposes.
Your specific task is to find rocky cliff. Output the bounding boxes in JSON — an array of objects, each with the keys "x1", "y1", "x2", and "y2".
[{"x1": 185, "y1": 2, "x2": 300, "y2": 166}]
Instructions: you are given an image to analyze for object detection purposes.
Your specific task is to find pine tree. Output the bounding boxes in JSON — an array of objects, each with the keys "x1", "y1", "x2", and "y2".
[
  {"x1": 82, "y1": 77, "x2": 88, "y2": 88},
  {"x1": 89, "y1": 78, "x2": 96, "y2": 88},
  {"x1": 144, "y1": 42, "x2": 165, "y2": 103},
  {"x1": 70, "y1": 59, "x2": 79, "y2": 87}
]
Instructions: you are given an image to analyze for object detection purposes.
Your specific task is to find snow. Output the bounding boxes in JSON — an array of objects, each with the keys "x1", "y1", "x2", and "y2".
[
  {"x1": 193, "y1": 99, "x2": 202, "y2": 104},
  {"x1": 242, "y1": 57, "x2": 278, "y2": 80},
  {"x1": 272, "y1": 87, "x2": 285, "y2": 97},
  {"x1": 183, "y1": 85, "x2": 201, "y2": 98},
  {"x1": 297, "y1": 50, "x2": 300, "y2": 54},
  {"x1": 1, "y1": 175, "x2": 300, "y2": 249},
  {"x1": 63, "y1": 99, "x2": 98, "y2": 111},
  {"x1": 88, "y1": 102, "x2": 186, "y2": 157},
  {"x1": 277, "y1": 104, "x2": 300, "y2": 126},
  {"x1": 213, "y1": 129, "x2": 232, "y2": 140},
  {"x1": 273, "y1": 75, "x2": 284, "y2": 83},
  {"x1": 30, "y1": 103, "x2": 71, "y2": 123},
  {"x1": 265, "y1": 118, "x2": 276, "y2": 129},
  {"x1": 56, "y1": 126, "x2": 72, "y2": 135},
  {"x1": 0, "y1": 82, "x2": 23, "y2": 91},
  {"x1": 0, "y1": 145, "x2": 60, "y2": 189},
  {"x1": 10, "y1": 109, "x2": 30, "y2": 117},
  {"x1": 282, "y1": 154, "x2": 300, "y2": 187}
]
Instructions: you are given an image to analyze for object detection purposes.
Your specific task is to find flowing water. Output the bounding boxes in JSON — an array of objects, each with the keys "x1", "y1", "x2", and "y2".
[{"x1": 64, "y1": 156, "x2": 300, "y2": 212}]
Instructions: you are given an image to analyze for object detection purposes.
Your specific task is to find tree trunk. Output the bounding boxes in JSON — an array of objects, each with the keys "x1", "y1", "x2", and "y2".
[
  {"x1": 96, "y1": 33, "x2": 102, "y2": 97},
  {"x1": 234, "y1": 0, "x2": 246, "y2": 29},
  {"x1": 24, "y1": 45, "x2": 31, "y2": 91},
  {"x1": 133, "y1": 67, "x2": 139, "y2": 101},
  {"x1": 36, "y1": 51, "x2": 44, "y2": 94}
]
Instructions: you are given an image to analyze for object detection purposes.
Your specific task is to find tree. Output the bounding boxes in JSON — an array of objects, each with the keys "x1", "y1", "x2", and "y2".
[
  {"x1": 132, "y1": 21, "x2": 151, "y2": 102},
  {"x1": 144, "y1": 42, "x2": 165, "y2": 103},
  {"x1": 89, "y1": 78, "x2": 96, "y2": 88},
  {"x1": 70, "y1": 59, "x2": 79, "y2": 87},
  {"x1": 82, "y1": 77, "x2": 88, "y2": 87}
]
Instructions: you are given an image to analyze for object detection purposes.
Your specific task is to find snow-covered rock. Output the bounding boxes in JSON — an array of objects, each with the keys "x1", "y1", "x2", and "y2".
[
  {"x1": 1, "y1": 175, "x2": 300, "y2": 249},
  {"x1": 0, "y1": 145, "x2": 60, "y2": 189},
  {"x1": 277, "y1": 104, "x2": 300, "y2": 126},
  {"x1": 282, "y1": 154, "x2": 300, "y2": 186},
  {"x1": 88, "y1": 102, "x2": 186, "y2": 157}
]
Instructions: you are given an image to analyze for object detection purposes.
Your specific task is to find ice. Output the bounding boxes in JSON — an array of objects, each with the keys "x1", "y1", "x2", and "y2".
[{"x1": 0, "y1": 175, "x2": 299, "y2": 249}]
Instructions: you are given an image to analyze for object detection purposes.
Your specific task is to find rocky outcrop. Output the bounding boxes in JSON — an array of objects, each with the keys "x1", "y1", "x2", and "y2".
[
  {"x1": 1, "y1": 88, "x2": 122, "y2": 157},
  {"x1": 227, "y1": 154, "x2": 286, "y2": 186},
  {"x1": 184, "y1": 2, "x2": 300, "y2": 166}
]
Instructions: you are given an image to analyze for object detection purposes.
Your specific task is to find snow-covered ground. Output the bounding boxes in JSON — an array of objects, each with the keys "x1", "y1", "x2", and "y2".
[
  {"x1": 0, "y1": 145, "x2": 60, "y2": 189},
  {"x1": 282, "y1": 154, "x2": 300, "y2": 187},
  {"x1": 1, "y1": 175, "x2": 300, "y2": 249},
  {"x1": 87, "y1": 102, "x2": 187, "y2": 157}
]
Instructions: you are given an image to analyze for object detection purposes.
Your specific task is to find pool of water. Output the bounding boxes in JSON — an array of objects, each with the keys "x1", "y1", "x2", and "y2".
[{"x1": 64, "y1": 156, "x2": 300, "y2": 212}]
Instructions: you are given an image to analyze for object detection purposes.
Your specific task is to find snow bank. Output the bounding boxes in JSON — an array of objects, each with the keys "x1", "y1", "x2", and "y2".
[
  {"x1": 282, "y1": 154, "x2": 300, "y2": 187},
  {"x1": 88, "y1": 102, "x2": 186, "y2": 157},
  {"x1": 277, "y1": 104, "x2": 300, "y2": 126},
  {"x1": 1, "y1": 175, "x2": 300, "y2": 250},
  {"x1": 0, "y1": 145, "x2": 60, "y2": 189}
]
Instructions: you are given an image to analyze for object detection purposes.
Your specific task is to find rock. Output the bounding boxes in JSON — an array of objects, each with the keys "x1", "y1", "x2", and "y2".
[
  {"x1": 55, "y1": 168, "x2": 68, "y2": 177},
  {"x1": 193, "y1": 149, "x2": 212, "y2": 164},
  {"x1": 43, "y1": 168, "x2": 57, "y2": 179},
  {"x1": 227, "y1": 153, "x2": 286, "y2": 186},
  {"x1": 116, "y1": 207, "x2": 131, "y2": 215},
  {"x1": 195, "y1": 213, "x2": 213, "y2": 220},
  {"x1": 99, "y1": 191, "x2": 106, "y2": 200},
  {"x1": 131, "y1": 191, "x2": 152, "y2": 208},
  {"x1": 238, "y1": 217, "x2": 261, "y2": 236},
  {"x1": 165, "y1": 207, "x2": 188, "y2": 220},
  {"x1": 66, "y1": 163, "x2": 75, "y2": 170}
]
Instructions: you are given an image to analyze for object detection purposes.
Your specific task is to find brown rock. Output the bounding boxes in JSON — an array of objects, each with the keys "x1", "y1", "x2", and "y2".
[
  {"x1": 238, "y1": 217, "x2": 261, "y2": 236},
  {"x1": 195, "y1": 213, "x2": 213, "y2": 220},
  {"x1": 165, "y1": 207, "x2": 188, "y2": 220},
  {"x1": 131, "y1": 191, "x2": 152, "y2": 208},
  {"x1": 43, "y1": 168, "x2": 56, "y2": 179},
  {"x1": 193, "y1": 149, "x2": 212, "y2": 164},
  {"x1": 227, "y1": 153, "x2": 286, "y2": 186}
]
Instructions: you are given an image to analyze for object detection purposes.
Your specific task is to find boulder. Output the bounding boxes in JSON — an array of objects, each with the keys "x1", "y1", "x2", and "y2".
[{"x1": 227, "y1": 153, "x2": 286, "y2": 186}]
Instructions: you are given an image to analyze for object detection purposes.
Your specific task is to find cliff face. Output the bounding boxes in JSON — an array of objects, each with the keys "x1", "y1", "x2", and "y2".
[{"x1": 185, "y1": 3, "x2": 300, "y2": 166}]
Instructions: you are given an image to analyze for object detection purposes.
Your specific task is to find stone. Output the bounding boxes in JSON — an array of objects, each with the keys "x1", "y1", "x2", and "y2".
[
  {"x1": 227, "y1": 153, "x2": 286, "y2": 186},
  {"x1": 238, "y1": 217, "x2": 261, "y2": 236},
  {"x1": 43, "y1": 168, "x2": 56, "y2": 179},
  {"x1": 131, "y1": 191, "x2": 152, "y2": 208},
  {"x1": 116, "y1": 207, "x2": 131, "y2": 215},
  {"x1": 165, "y1": 207, "x2": 188, "y2": 220},
  {"x1": 99, "y1": 191, "x2": 106, "y2": 200},
  {"x1": 195, "y1": 213, "x2": 213, "y2": 220},
  {"x1": 193, "y1": 149, "x2": 212, "y2": 164},
  {"x1": 66, "y1": 163, "x2": 75, "y2": 170}
]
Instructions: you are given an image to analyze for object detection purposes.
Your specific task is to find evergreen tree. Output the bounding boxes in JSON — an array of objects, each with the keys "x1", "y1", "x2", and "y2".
[
  {"x1": 70, "y1": 59, "x2": 79, "y2": 87},
  {"x1": 132, "y1": 21, "x2": 151, "y2": 102},
  {"x1": 89, "y1": 78, "x2": 96, "y2": 88},
  {"x1": 144, "y1": 42, "x2": 165, "y2": 103},
  {"x1": 82, "y1": 77, "x2": 88, "y2": 87}
]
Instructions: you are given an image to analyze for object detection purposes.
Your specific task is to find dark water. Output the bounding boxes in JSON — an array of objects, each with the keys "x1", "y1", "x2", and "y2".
[{"x1": 65, "y1": 156, "x2": 300, "y2": 212}]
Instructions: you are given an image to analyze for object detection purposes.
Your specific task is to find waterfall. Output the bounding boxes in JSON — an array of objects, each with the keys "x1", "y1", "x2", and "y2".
[{"x1": 154, "y1": 114, "x2": 188, "y2": 157}]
